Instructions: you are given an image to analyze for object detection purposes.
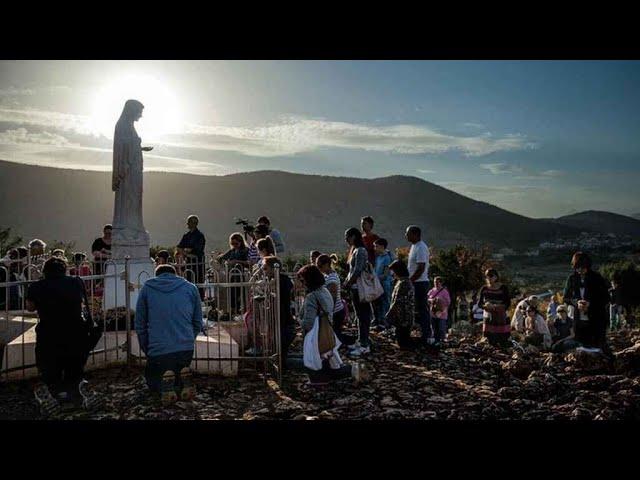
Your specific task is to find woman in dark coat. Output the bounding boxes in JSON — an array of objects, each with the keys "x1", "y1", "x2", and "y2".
[{"x1": 562, "y1": 252, "x2": 610, "y2": 349}]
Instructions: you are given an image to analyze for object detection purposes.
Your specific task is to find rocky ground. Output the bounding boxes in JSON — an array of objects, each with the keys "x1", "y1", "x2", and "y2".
[{"x1": 2, "y1": 326, "x2": 640, "y2": 421}]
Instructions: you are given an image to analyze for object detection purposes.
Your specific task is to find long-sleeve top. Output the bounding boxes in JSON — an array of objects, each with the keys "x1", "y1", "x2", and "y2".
[
  {"x1": 428, "y1": 286, "x2": 451, "y2": 320},
  {"x1": 299, "y1": 287, "x2": 334, "y2": 333},
  {"x1": 511, "y1": 298, "x2": 535, "y2": 330},
  {"x1": 525, "y1": 313, "x2": 553, "y2": 349},
  {"x1": 177, "y1": 228, "x2": 206, "y2": 259},
  {"x1": 345, "y1": 246, "x2": 368, "y2": 289},
  {"x1": 219, "y1": 247, "x2": 248, "y2": 263},
  {"x1": 269, "y1": 228, "x2": 285, "y2": 254},
  {"x1": 563, "y1": 270, "x2": 609, "y2": 346},
  {"x1": 386, "y1": 278, "x2": 415, "y2": 328},
  {"x1": 477, "y1": 284, "x2": 511, "y2": 334}
]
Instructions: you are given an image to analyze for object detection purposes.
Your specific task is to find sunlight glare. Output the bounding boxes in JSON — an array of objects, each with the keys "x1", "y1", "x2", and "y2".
[{"x1": 88, "y1": 73, "x2": 184, "y2": 141}]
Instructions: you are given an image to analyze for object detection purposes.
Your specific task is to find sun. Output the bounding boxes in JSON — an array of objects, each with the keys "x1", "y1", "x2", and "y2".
[{"x1": 88, "y1": 73, "x2": 184, "y2": 141}]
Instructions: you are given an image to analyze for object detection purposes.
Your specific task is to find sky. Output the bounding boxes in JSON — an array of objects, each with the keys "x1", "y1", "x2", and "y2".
[{"x1": 0, "y1": 60, "x2": 639, "y2": 218}]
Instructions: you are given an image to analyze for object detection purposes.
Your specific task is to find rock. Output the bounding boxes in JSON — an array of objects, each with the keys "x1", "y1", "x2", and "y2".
[
  {"x1": 293, "y1": 414, "x2": 317, "y2": 420},
  {"x1": 575, "y1": 375, "x2": 625, "y2": 392},
  {"x1": 614, "y1": 342, "x2": 640, "y2": 375},
  {"x1": 501, "y1": 354, "x2": 535, "y2": 379},
  {"x1": 380, "y1": 396, "x2": 399, "y2": 407},
  {"x1": 565, "y1": 349, "x2": 612, "y2": 373}
]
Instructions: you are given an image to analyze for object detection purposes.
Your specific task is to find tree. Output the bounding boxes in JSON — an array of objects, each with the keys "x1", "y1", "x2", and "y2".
[
  {"x1": 0, "y1": 226, "x2": 22, "y2": 256},
  {"x1": 601, "y1": 259, "x2": 640, "y2": 308},
  {"x1": 428, "y1": 244, "x2": 493, "y2": 322}
]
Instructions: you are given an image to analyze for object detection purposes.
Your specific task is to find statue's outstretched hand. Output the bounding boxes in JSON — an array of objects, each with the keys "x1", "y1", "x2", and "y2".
[{"x1": 141, "y1": 146, "x2": 153, "y2": 152}]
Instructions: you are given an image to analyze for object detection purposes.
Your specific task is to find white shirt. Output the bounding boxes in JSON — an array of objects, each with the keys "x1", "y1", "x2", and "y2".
[{"x1": 408, "y1": 240, "x2": 429, "y2": 283}]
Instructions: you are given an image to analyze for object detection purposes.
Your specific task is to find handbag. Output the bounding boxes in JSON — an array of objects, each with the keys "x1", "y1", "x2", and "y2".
[
  {"x1": 429, "y1": 287, "x2": 445, "y2": 316},
  {"x1": 356, "y1": 262, "x2": 384, "y2": 303},
  {"x1": 315, "y1": 292, "x2": 336, "y2": 355},
  {"x1": 78, "y1": 277, "x2": 102, "y2": 354}
]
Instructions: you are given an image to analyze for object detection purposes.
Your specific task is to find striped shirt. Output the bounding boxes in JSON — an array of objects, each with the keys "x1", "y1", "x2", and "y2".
[
  {"x1": 324, "y1": 271, "x2": 344, "y2": 313},
  {"x1": 248, "y1": 243, "x2": 260, "y2": 265}
]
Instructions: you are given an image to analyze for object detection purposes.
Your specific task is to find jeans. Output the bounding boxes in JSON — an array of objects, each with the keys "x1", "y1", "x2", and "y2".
[
  {"x1": 551, "y1": 337, "x2": 581, "y2": 354},
  {"x1": 280, "y1": 323, "x2": 296, "y2": 366},
  {"x1": 307, "y1": 360, "x2": 352, "y2": 383},
  {"x1": 373, "y1": 281, "x2": 392, "y2": 326},
  {"x1": 332, "y1": 308, "x2": 356, "y2": 346},
  {"x1": 413, "y1": 281, "x2": 432, "y2": 343},
  {"x1": 352, "y1": 289, "x2": 372, "y2": 347},
  {"x1": 145, "y1": 350, "x2": 194, "y2": 393},
  {"x1": 396, "y1": 325, "x2": 413, "y2": 349},
  {"x1": 610, "y1": 304, "x2": 622, "y2": 330},
  {"x1": 431, "y1": 316, "x2": 447, "y2": 342},
  {"x1": 36, "y1": 342, "x2": 86, "y2": 396}
]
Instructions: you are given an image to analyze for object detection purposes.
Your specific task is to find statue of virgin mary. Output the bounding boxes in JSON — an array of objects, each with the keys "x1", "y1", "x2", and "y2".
[{"x1": 111, "y1": 99, "x2": 150, "y2": 251}]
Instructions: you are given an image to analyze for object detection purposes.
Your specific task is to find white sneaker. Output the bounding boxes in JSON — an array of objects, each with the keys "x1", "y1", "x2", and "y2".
[
  {"x1": 347, "y1": 341, "x2": 361, "y2": 351},
  {"x1": 349, "y1": 346, "x2": 363, "y2": 357},
  {"x1": 349, "y1": 345, "x2": 370, "y2": 357}
]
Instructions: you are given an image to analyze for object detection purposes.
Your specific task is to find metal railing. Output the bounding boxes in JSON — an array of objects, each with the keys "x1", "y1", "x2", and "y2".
[{"x1": 1, "y1": 253, "x2": 284, "y2": 385}]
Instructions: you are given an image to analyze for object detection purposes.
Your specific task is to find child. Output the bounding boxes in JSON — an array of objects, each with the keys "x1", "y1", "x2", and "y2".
[
  {"x1": 551, "y1": 305, "x2": 582, "y2": 353},
  {"x1": 552, "y1": 304, "x2": 574, "y2": 342},
  {"x1": 372, "y1": 238, "x2": 393, "y2": 331},
  {"x1": 523, "y1": 306, "x2": 552, "y2": 350},
  {"x1": 385, "y1": 260, "x2": 415, "y2": 349}
]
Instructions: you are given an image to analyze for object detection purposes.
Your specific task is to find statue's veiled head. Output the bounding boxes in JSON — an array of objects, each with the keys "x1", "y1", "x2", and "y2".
[{"x1": 120, "y1": 99, "x2": 144, "y2": 122}]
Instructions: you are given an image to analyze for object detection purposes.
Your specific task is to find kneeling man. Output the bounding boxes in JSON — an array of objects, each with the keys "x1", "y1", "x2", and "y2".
[{"x1": 135, "y1": 264, "x2": 203, "y2": 404}]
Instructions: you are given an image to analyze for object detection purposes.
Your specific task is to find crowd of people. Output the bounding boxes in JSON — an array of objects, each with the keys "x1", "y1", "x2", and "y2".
[{"x1": 1, "y1": 212, "x2": 634, "y2": 411}]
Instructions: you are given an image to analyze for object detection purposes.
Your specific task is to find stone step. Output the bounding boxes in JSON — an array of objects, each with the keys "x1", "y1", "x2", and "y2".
[{"x1": 1, "y1": 323, "x2": 240, "y2": 380}]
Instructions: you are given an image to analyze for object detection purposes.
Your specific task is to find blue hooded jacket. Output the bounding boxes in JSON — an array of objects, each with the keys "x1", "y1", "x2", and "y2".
[{"x1": 135, "y1": 273, "x2": 203, "y2": 357}]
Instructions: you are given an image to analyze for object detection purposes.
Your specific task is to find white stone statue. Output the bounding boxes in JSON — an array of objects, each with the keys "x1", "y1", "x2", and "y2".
[
  {"x1": 111, "y1": 99, "x2": 152, "y2": 257},
  {"x1": 104, "y1": 99, "x2": 155, "y2": 310}
]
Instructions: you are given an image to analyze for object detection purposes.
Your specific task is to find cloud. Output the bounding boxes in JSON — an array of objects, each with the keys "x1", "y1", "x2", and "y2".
[
  {"x1": 0, "y1": 87, "x2": 35, "y2": 96},
  {"x1": 0, "y1": 108, "x2": 94, "y2": 135},
  {"x1": 180, "y1": 119, "x2": 535, "y2": 158},
  {"x1": 0, "y1": 128, "x2": 75, "y2": 147},
  {"x1": 417, "y1": 169, "x2": 436, "y2": 174},
  {"x1": 540, "y1": 169, "x2": 565, "y2": 177},
  {"x1": 439, "y1": 181, "x2": 550, "y2": 197},
  {"x1": 0, "y1": 107, "x2": 535, "y2": 162},
  {"x1": 480, "y1": 162, "x2": 565, "y2": 180},
  {"x1": 480, "y1": 163, "x2": 525, "y2": 175}
]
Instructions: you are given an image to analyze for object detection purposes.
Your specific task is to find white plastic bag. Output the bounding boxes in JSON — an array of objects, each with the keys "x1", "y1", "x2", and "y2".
[
  {"x1": 303, "y1": 316, "x2": 343, "y2": 371},
  {"x1": 356, "y1": 263, "x2": 384, "y2": 303}
]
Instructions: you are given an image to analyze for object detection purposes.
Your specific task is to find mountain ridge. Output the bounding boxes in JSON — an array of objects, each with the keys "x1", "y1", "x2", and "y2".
[{"x1": 1, "y1": 159, "x2": 634, "y2": 255}]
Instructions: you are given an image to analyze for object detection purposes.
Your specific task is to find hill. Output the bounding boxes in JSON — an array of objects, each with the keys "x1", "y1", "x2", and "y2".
[
  {"x1": 0, "y1": 159, "x2": 583, "y2": 255},
  {"x1": 551, "y1": 210, "x2": 640, "y2": 237}
]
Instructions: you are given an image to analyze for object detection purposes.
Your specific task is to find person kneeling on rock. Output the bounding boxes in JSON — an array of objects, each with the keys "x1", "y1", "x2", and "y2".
[
  {"x1": 519, "y1": 306, "x2": 552, "y2": 350},
  {"x1": 26, "y1": 257, "x2": 102, "y2": 416},
  {"x1": 135, "y1": 264, "x2": 203, "y2": 405}
]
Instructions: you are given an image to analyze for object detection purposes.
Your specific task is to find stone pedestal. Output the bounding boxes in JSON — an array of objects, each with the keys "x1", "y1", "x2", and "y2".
[{"x1": 103, "y1": 239, "x2": 154, "y2": 311}]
